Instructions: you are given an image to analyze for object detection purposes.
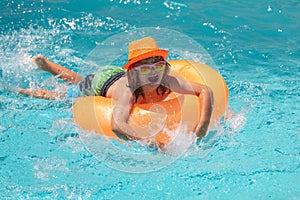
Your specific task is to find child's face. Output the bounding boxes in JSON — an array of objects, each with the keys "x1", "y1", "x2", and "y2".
[{"x1": 132, "y1": 56, "x2": 166, "y2": 86}]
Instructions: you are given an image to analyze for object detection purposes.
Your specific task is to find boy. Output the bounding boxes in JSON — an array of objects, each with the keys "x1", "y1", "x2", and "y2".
[{"x1": 19, "y1": 37, "x2": 213, "y2": 139}]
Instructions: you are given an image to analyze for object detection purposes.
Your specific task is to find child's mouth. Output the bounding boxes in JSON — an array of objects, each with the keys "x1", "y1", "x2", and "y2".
[{"x1": 148, "y1": 75, "x2": 159, "y2": 83}]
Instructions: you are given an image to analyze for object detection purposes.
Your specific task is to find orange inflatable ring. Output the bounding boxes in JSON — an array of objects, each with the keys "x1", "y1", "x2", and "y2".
[{"x1": 73, "y1": 60, "x2": 228, "y2": 146}]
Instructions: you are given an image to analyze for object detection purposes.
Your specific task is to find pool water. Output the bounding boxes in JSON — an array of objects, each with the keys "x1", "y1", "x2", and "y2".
[{"x1": 1, "y1": 0, "x2": 299, "y2": 199}]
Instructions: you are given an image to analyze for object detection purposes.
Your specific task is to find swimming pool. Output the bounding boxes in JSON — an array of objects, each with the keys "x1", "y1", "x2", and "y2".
[{"x1": 1, "y1": 0, "x2": 299, "y2": 199}]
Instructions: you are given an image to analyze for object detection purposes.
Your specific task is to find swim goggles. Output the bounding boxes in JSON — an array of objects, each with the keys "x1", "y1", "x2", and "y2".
[{"x1": 134, "y1": 61, "x2": 166, "y2": 75}]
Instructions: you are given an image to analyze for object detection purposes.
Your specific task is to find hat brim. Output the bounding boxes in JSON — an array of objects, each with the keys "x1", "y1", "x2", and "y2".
[{"x1": 123, "y1": 49, "x2": 168, "y2": 70}]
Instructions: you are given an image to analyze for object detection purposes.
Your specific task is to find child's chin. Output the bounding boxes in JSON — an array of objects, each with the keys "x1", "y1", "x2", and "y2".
[{"x1": 148, "y1": 82, "x2": 160, "y2": 87}]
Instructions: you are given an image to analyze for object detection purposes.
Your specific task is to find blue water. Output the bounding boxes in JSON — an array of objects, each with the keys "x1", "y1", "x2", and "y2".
[{"x1": 1, "y1": 0, "x2": 299, "y2": 199}]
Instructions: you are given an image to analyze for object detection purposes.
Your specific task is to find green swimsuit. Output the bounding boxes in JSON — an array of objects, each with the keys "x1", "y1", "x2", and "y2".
[{"x1": 79, "y1": 65, "x2": 126, "y2": 96}]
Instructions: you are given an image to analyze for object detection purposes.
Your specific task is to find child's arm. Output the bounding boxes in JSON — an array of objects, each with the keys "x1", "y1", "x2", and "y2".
[
  {"x1": 168, "y1": 76, "x2": 214, "y2": 137},
  {"x1": 111, "y1": 90, "x2": 150, "y2": 141}
]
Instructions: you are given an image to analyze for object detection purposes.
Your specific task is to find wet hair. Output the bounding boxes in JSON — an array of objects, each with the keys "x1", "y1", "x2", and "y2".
[{"x1": 127, "y1": 57, "x2": 171, "y2": 102}]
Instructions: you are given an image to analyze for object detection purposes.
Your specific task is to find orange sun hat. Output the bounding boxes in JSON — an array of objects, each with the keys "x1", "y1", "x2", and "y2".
[{"x1": 123, "y1": 37, "x2": 169, "y2": 70}]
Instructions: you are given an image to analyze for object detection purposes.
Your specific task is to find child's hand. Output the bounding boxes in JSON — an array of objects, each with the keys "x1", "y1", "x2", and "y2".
[{"x1": 195, "y1": 120, "x2": 210, "y2": 138}]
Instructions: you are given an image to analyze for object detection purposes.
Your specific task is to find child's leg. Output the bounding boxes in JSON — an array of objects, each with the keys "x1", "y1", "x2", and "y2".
[
  {"x1": 34, "y1": 55, "x2": 84, "y2": 84},
  {"x1": 18, "y1": 88, "x2": 63, "y2": 100}
]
